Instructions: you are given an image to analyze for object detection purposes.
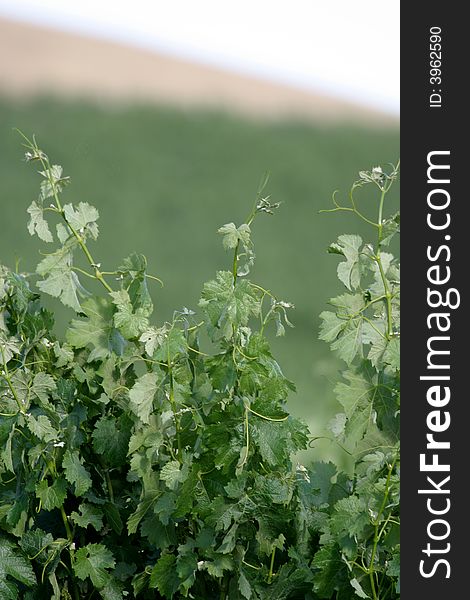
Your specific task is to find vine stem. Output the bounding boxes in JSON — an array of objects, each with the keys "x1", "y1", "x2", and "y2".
[
  {"x1": 367, "y1": 456, "x2": 397, "y2": 600},
  {"x1": 60, "y1": 499, "x2": 80, "y2": 600},
  {"x1": 376, "y1": 188, "x2": 393, "y2": 339},
  {"x1": 23, "y1": 132, "x2": 114, "y2": 295},
  {"x1": 167, "y1": 338, "x2": 183, "y2": 463},
  {"x1": 105, "y1": 470, "x2": 115, "y2": 504},
  {"x1": 0, "y1": 349, "x2": 25, "y2": 414},
  {"x1": 268, "y1": 547, "x2": 276, "y2": 583}
]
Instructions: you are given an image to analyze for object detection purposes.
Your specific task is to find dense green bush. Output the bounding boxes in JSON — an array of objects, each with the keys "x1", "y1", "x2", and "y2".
[{"x1": 0, "y1": 136, "x2": 399, "y2": 599}]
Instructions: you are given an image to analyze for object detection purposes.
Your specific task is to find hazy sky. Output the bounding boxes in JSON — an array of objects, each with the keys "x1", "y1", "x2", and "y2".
[{"x1": 0, "y1": 0, "x2": 400, "y2": 114}]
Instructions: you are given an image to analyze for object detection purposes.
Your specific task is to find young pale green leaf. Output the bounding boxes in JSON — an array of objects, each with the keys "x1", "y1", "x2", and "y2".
[
  {"x1": 160, "y1": 460, "x2": 183, "y2": 490},
  {"x1": 129, "y1": 372, "x2": 160, "y2": 424},
  {"x1": 36, "y1": 243, "x2": 82, "y2": 312},
  {"x1": 38, "y1": 164, "x2": 69, "y2": 201},
  {"x1": 218, "y1": 222, "x2": 251, "y2": 249},
  {"x1": 27, "y1": 201, "x2": 53, "y2": 242},
  {"x1": 63, "y1": 202, "x2": 99, "y2": 240},
  {"x1": 0, "y1": 335, "x2": 21, "y2": 364},
  {"x1": 330, "y1": 318, "x2": 363, "y2": 365},
  {"x1": 30, "y1": 372, "x2": 57, "y2": 407},
  {"x1": 330, "y1": 234, "x2": 363, "y2": 291},
  {"x1": 139, "y1": 325, "x2": 168, "y2": 356},
  {"x1": 330, "y1": 496, "x2": 369, "y2": 539},
  {"x1": 350, "y1": 577, "x2": 370, "y2": 598}
]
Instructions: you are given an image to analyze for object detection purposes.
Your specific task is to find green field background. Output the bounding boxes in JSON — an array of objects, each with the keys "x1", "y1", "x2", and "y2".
[{"x1": 0, "y1": 98, "x2": 399, "y2": 466}]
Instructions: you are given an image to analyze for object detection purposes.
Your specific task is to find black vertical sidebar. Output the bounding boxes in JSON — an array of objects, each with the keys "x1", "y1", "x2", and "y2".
[{"x1": 401, "y1": 4, "x2": 467, "y2": 598}]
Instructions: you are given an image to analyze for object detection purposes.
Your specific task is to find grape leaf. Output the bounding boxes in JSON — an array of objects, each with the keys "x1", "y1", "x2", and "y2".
[
  {"x1": 73, "y1": 543, "x2": 115, "y2": 588},
  {"x1": 63, "y1": 202, "x2": 99, "y2": 240},
  {"x1": 149, "y1": 553, "x2": 179, "y2": 598},
  {"x1": 111, "y1": 289, "x2": 149, "y2": 339},
  {"x1": 66, "y1": 296, "x2": 125, "y2": 361},
  {"x1": 218, "y1": 222, "x2": 251, "y2": 249},
  {"x1": 27, "y1": 201, "x2": 53, "y2": 242},
  {"x1": 129, "y1": 372, "x2": 161, "y2": 424},
  {"x1": 0, "y1": 538, "x2": 36, "y2": 592},
  {"x1": 92, "y1": 416, "x2": 130, "y2": 467},
  {"x1": 62, "y1": 450, "x2": 92, "y2": 496},
  {"x1": 26, "y1": 414, "x2": 59, "y2": 443},
  {"x1": 71, "y1": 503, "x2": 104, "y2": 531},
  {"x1": 199, "y1": 271, "x2": 261, "y2": 339},
  {"x1": 35, "y1": 477, "x2": 67, "y2": 511},
  {"x1": 329, "y1": 234, "x2": 363, "y2": 290},
  {"x1": 36, "y1": 242, "x2": 82, "y2": 312}
]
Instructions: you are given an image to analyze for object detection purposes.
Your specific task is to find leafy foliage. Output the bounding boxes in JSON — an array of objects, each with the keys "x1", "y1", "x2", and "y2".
[
  {"x1": 0, "y1": 137, "x2": 399, "y2": 599},
  {"x1": 314, "y1": 164, "x2": 400, "y2": 599}
]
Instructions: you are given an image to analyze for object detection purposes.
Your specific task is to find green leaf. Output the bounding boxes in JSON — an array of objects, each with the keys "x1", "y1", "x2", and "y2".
[
  {"x1": 0, "y1": 335, "x2": 21, "y2": 364},
  {"x1": 311, "y1": 544, "x2": 346, "y2": 598},
  {"x1": 199, "y1": 271, "x2": 261, "y2": 339},
  {"x1": 26, "y1": 414, "x2": 59, "y2": 443},
  {"x1": 103, "y1": 502, "x2": 123, "y2": 535},
  {"x1": 0, "y1": 538, "x2": 36, "y2": 589},
  {"x1": 218, "y1": 222, "x2": 251, "y2": 249},
  {"x1": 35, "y1": 478, "x2": 67, "y2": 511},
  {"x1": 380, "y1": 212, "x2": 400, "y2": 246},
  {"x1": 36, "y1": 242, "x2": 83, "y2": 312},
  {"x1": 62, "y1": 450, "x2": 92, "y2": 496},
  {"x1": 92, "y1": 416, "x2": 130, "y2": 467},
  {"x1": 71, "y1": 503, "x2": 104, "y2": 530},
  {"x1": 204, "y1": 555, "x2": 233, "y2": 578},
  {"x1": 99, "y1": 578, "x2": 124, "y2": 600},
  {"x1": 127, "y1": 492, "x2": 160, "y2": 534},
  {"x1": 63, "y1": 202, "x2": 99, "y2": 240},
  {"x1": 139, "y1": 326, "x2": 168, "y2": 356},
  {"x1": 350, "y1": 577, "x2": 370, "y2": 598},
  {"x1": 176, "y1": 552, "x2": 197, "y2": 595},
  {"x1": 318, "y1": 311, "x2": 345, "y2": 344},
  {"x1": 160, "y1": 460, "x2": 183, "y2": 490},
  {"x1": 74, "y1": 543, "x2": 115, "y2": 589},
  {"x1": 334, "y1": 362, "x2": 399, "y2": 450},
  {"x1": 19, "y1": 528, "x2": 54, "y2": 565},
  {"x1": 30, "y1": 372, "x2": 57, "y2": 405},
  {"x1": 330, "y1": 318, "x2": 363, "y2": 365},
  {"x1": 307, "y1": 462, "x2": 337, "y2": 507},
  {"x1": 66, "y1": 296, "x2": 125, "y2": 361},
  {"x1": 118, "y1": 253, "x2": 154, "y2": 316},
  {"x1": 330, "y1": 234, "x2": 363, "y2": 291},
  {"x1": 39, "y1": 164, "x2": 69, "y2": 201},
  {"x1": 111, "y1": 289, "x2": 149, "y2": 339},
  {"x1": 129, "y1": 372, "x2": 161, "y2": 424},
  {"x1": 331, "y1": 496, "x2": 369, "y2": 539},
  {"x1": 238, "y1": 570, "x2": 252, "y2": 599},
  {"x1": 149, "y1": 554, "x2": 179, "y2": 598},
  {"x1": 27, "y1": 201, "x2": 53, "y2": 242}
]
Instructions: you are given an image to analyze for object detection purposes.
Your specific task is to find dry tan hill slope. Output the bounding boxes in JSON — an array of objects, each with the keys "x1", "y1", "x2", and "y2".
[{"x1": 0, "y1": 17, "x2": 397, "y2": 125}]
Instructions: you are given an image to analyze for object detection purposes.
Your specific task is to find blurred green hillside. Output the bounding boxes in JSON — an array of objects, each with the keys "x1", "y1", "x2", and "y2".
[{"x1": 0, "y1": 98, "x2": 399, "y2": 465}]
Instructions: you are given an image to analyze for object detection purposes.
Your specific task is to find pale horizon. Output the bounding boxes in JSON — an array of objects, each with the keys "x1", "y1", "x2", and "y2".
[{"x1": 0, "y1": 0, "x2": 400, "y2": 115}]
